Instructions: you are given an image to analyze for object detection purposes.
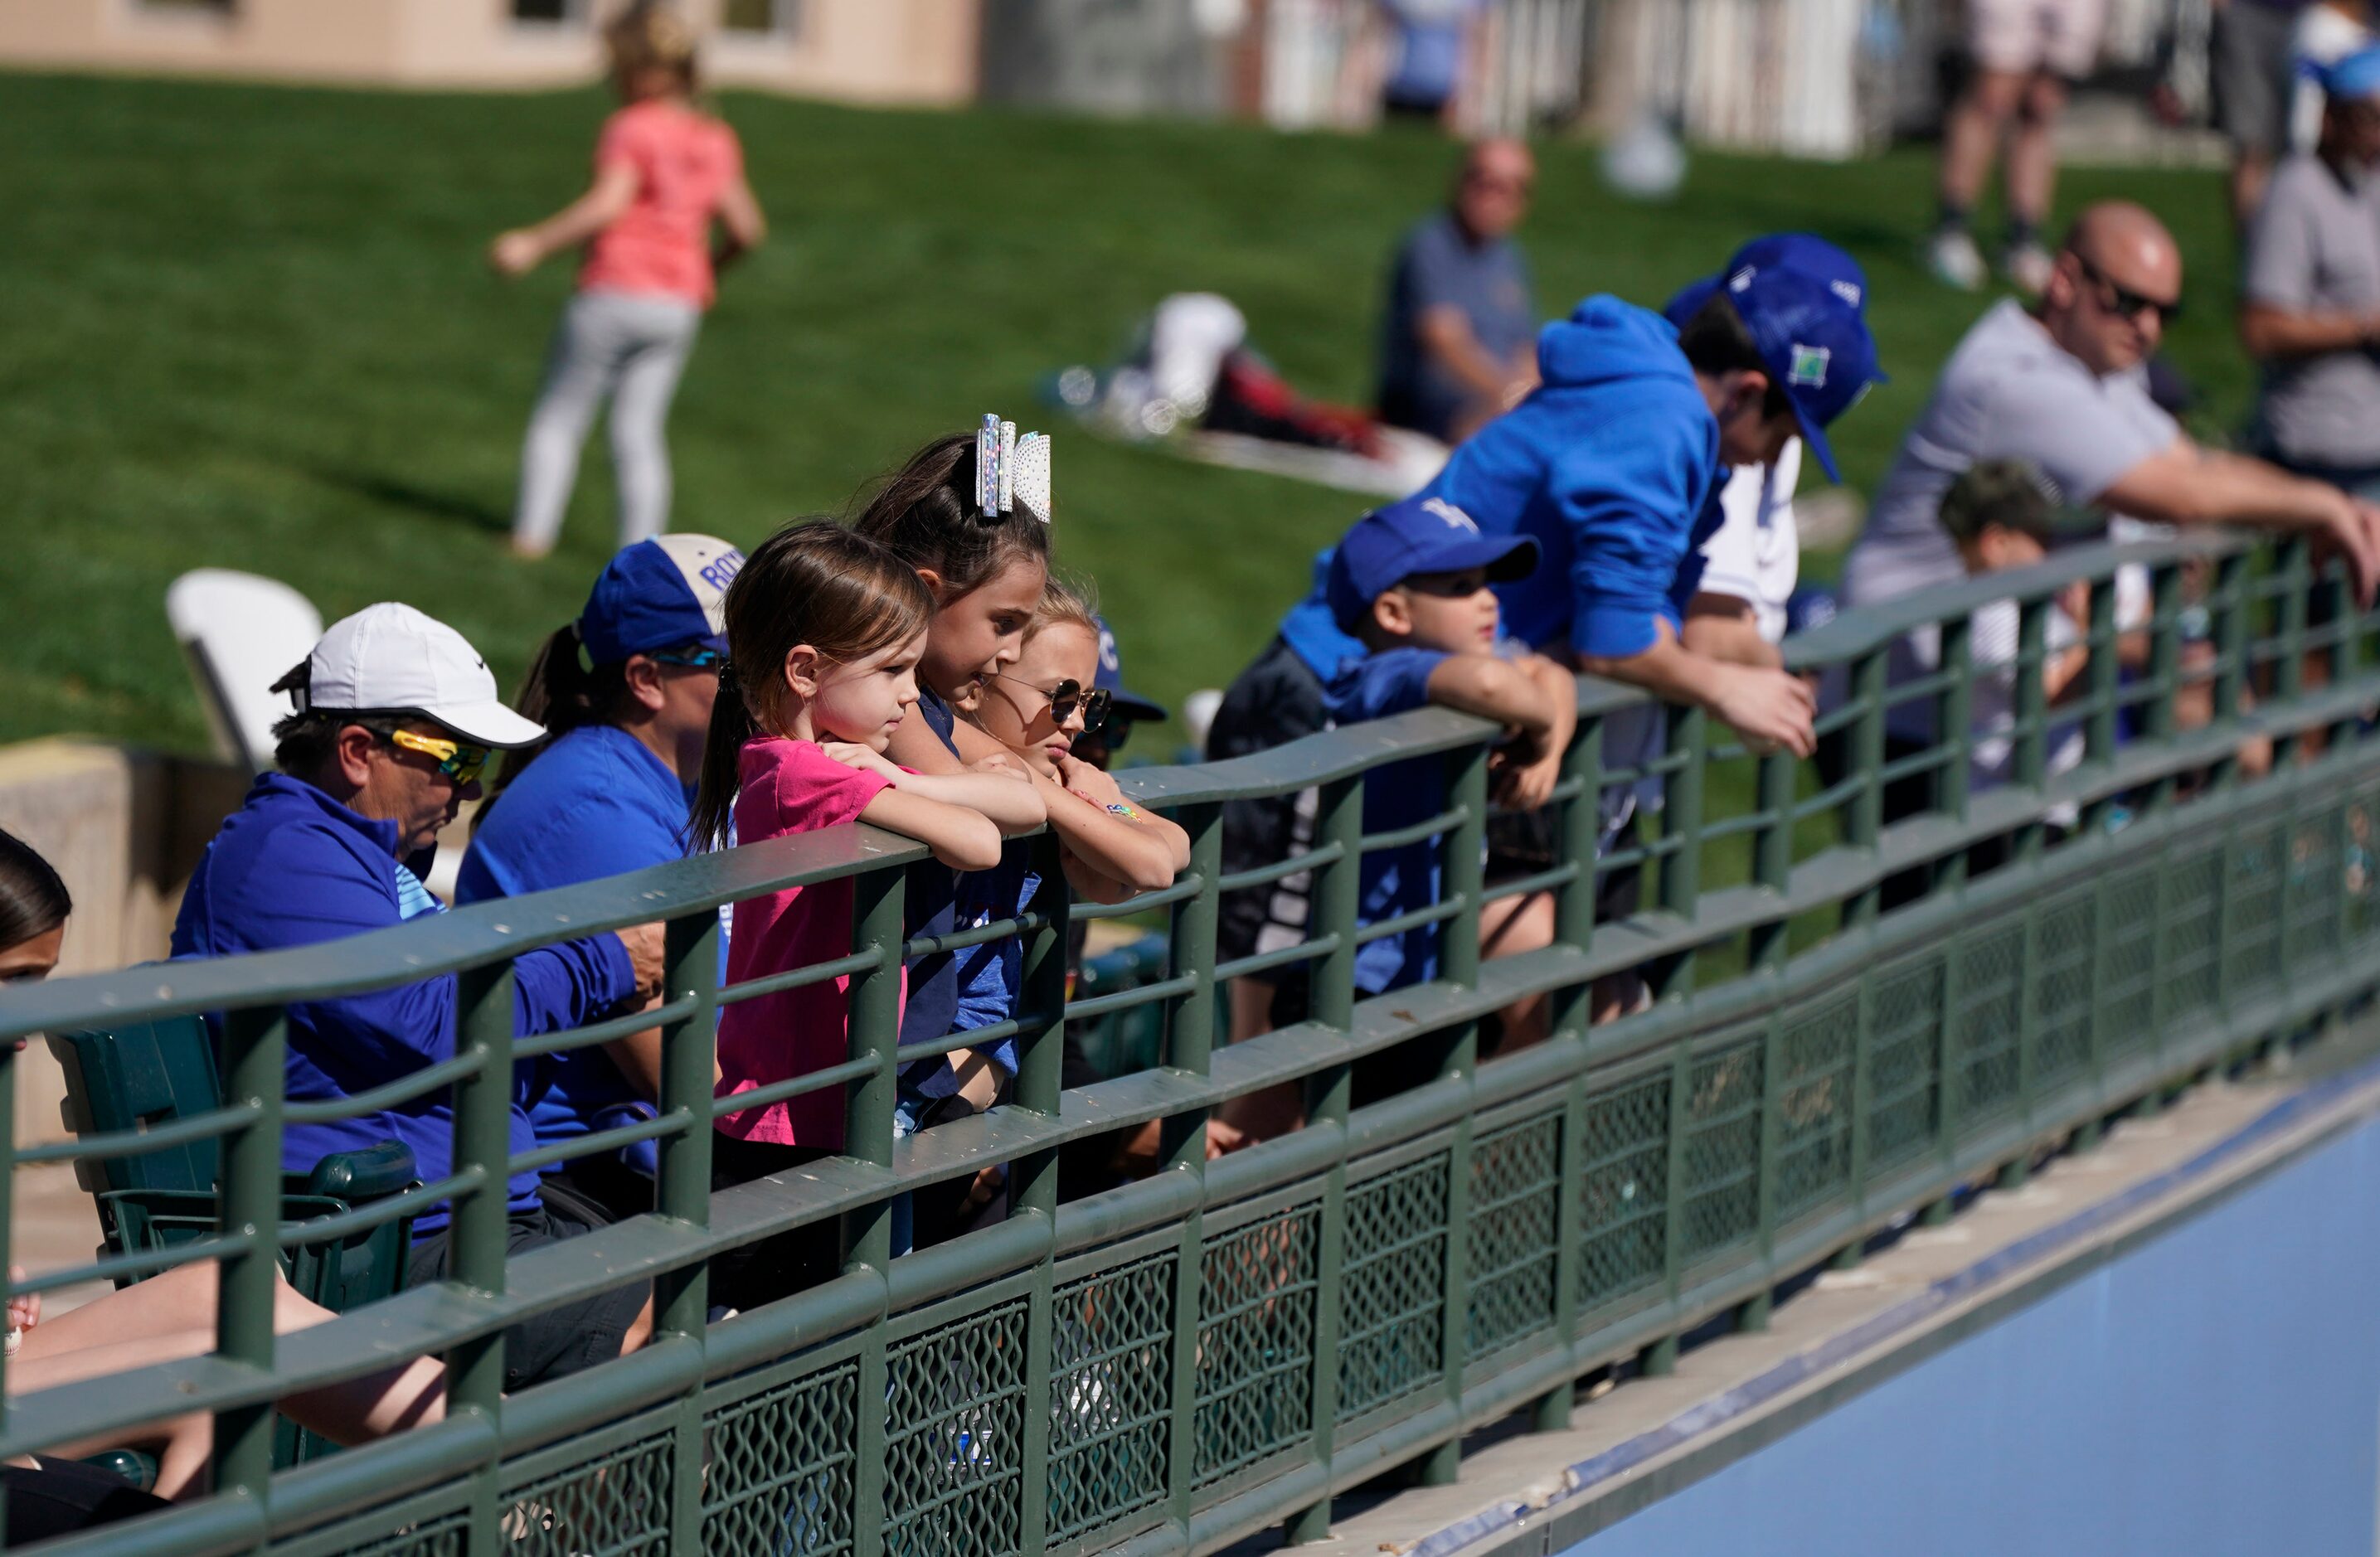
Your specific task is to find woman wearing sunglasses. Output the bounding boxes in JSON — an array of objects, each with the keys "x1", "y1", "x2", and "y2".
[{"x1": 456, "y1": 533, "x2": 745, "y2": 1219}]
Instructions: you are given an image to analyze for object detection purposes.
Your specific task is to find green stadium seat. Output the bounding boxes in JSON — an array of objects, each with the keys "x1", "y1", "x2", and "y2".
[{"x1": 46, "y1": 1016, "x2": 420, "y2": 1466}]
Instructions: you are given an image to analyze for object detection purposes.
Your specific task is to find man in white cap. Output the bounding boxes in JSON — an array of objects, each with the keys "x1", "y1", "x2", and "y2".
[{"x1": 172, "y1": 603, "x2": 665, "y2": 1390}]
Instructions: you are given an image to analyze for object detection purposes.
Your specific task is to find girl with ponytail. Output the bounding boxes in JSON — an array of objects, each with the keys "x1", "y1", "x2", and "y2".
[
  {"x1": 457, "y1": 534, "x2": 745, "y2": 1219},
  {"x1": 695, "y1": 521, "x2": 1042, "y2": 1302}
]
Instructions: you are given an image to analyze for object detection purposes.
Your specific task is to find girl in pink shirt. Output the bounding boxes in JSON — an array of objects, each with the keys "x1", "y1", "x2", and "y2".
[
  {"x1": 489, "y1": 5, "x2": 767, "y2": 559},
  {"x1": 688, "y1": 524, "x2": 1042, "y2": 1302}
]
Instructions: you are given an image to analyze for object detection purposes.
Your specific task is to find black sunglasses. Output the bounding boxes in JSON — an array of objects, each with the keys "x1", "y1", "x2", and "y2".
[
  {"x1": 648, "y1": 646, "x2": 727, "y2": 672},
  {"x1": 989, "y1": 672, "x2": 1112, "y2": 732},
  {"x1": 2073, "y1": 252, "x2": 2183, "y2": 327}
]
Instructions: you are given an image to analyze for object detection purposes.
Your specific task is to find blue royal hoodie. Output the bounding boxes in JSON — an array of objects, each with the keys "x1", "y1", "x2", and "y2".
[
  {"x1": 1421, "y1": 295, "x2": 1725, "y2": 658},
  {"x1": 172, "y1": 773, "x2": 637, "y2": 1234}
]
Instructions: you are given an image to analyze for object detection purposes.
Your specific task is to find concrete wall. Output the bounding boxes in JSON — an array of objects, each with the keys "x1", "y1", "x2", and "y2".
[
  {"x1": 0, "y1": 740, "x2": 249, "y2": 1147},
  {"x1": 1571, "y1": 1110, "x2": 2380, "y2": 1557},
  {"x1": 0, "y1": 0, "x2": 982, "y2": 106}
]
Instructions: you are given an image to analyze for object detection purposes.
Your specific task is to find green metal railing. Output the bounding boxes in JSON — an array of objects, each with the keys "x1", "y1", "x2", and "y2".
[{"x1": 3, "y1": 529, "x2": 2377, "y2": 1557}]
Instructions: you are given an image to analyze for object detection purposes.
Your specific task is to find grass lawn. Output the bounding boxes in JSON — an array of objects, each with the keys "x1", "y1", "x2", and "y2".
[{"x1": 1, "y1": 71, "x2": 2243, "y2": 757}]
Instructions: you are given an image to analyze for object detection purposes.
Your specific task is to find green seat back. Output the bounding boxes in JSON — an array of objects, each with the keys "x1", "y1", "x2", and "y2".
[{"x1": 46, "y1": 1016, "x2": 222, "y2": 1198}]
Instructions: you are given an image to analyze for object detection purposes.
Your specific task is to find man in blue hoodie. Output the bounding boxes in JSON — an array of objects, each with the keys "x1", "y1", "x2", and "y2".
[
  {"x1": 1420, "y1": 253, "x2": 1879, "y2": 758},
  {"x1": 172, "y1": 602, "x2": 665, "y2": 1390}
]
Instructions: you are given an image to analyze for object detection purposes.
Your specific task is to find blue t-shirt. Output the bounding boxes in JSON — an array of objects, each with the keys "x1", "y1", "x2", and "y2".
[
  {"x1": 456, "y1": 724, "x2": 694, "y2": 1150},
  {"x1": 1377, "y1": 211, "x2": 1536, "y2": 444},
  {"x1": 1323, "y1": 645, "x2": 1455, "y2": 995},
  {"x1": 898, "y1": 690, "x2": 965, "y2": 1050},
  {"x1": 1382, "y1": 0, "x2": 1479, "y2": 108}
]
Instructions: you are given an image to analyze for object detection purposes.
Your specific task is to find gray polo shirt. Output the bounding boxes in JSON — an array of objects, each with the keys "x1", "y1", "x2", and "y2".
[
  {"x1": 2245, "y1": 153, "x2": 2380, "y2": 472},
  {"x1": 1841, "y1": 300, "x2": 2180, "y2": 611}
]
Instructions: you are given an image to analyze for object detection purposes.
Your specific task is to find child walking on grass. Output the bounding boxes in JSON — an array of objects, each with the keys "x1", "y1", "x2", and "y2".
[
  {"x1": 490, "y1": 2, "x2": 766, "y2": 558},
  {"x1": 690, "y1": 520, "x2": 1041, "y2": 1303}
]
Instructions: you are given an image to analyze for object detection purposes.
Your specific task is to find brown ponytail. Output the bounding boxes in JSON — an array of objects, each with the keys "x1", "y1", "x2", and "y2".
[
  {"x1": 848, "y1": 434, "x2": 1052, "y2": 597},
  {"x1": 477, "y1": 623, "x2": 631, "y2": 832}
]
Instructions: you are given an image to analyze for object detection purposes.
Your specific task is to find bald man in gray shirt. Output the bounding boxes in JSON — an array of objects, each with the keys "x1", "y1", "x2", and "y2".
[{"x1": 1844, "y1": 201, "x2": 2380, "y2": 618}]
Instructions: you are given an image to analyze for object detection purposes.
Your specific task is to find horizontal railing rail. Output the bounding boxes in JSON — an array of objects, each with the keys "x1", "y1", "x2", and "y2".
[{"x1": 3, "y1": 526, "x2": 2376, "y2": 1557}]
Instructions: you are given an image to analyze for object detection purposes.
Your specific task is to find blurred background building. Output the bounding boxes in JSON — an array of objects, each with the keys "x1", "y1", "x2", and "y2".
[{"x1": 0, "y1": 0, "x2": 2222, "y2": 160}]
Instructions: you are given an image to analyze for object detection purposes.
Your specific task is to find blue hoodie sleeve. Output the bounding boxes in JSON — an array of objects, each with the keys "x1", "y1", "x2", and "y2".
[
  {"x1": 512, "y1": 936, "x2": 637, "y2": 1036},
  {"x1": 1547, "y1": 422, "x2": 1711, "y2": 661}
]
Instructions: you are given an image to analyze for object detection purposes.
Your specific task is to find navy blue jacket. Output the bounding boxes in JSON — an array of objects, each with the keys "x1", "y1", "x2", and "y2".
[{"x1": 172, "y1": 773, "x2": 637, "y2": 1234}]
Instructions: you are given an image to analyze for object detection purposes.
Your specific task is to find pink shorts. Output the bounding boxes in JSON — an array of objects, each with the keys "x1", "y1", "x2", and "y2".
[{"x1": 1966, "y1": 0, "x2": 2108, "y2": 79}]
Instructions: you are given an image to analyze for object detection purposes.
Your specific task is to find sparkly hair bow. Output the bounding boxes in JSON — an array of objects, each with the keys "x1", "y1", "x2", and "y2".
[{"x1": 975, "y1": 413, "x2": 1053, "y2": 524}]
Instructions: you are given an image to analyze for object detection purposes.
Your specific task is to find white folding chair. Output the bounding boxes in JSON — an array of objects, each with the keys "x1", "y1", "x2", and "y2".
[{"x1": 165, "y1": 570, "x2": 324, "y2": 778}]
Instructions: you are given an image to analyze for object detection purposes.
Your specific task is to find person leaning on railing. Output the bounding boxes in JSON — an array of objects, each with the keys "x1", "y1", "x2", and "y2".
[
  {"x1": 169, "y1": 604, "x2": 668, "y2": 1392},
  {"x1": 455, "y1": 533, "x2": 744, "y2": 1224},
  {"x1": 1841, "y1": 199, "x2": 2380, "y2": 730},
  {"x1": 3, "y1": 829, "x2": 449, "y2": 1523}
]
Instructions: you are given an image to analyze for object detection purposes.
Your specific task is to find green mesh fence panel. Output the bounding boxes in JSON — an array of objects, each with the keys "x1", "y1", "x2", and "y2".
[
  {"x1": 2032, "y1": 888, "x2": 2096, "y2": 1088},
  {"x1": 884, "y1": 1299, "x2": 1028, "y2": 1557},
  {"x1": 1194, "y1": 1201, "x2": 1319, "y2": 1488},
  {"x1": 1774, "y1": 992, "x2": 1858, "y2": 1225},
  {"x1": 2227, "y1": 820, "x2": 2287, "y2": 997},
  {"x1": 1338, "y1": 1152, "x2": 1450, "y2": 1422},
  {"x1": 2291, "y1": 805, "x2": 2345, "y2": 966},
  {"x1": 2159, "y1": 847, "x2": 2225, "y2": 1023},
  {"x1": 1047, "y1": 1252, "x2": 1176, "y2": 1545},
  {"x1": 701, "y1": 1356, "x2": 860, "y2": 1557},
  {"x1": 1955, "y1": 924, "x2": 2023, "y2": 1121},
  {"x1": 2099, "y1": 863, "x2": 2161, "y2": 1060},
  {"x1": 1682, "y1": 1040, "x2": 1762, "y2": 1261},
  {"x1": 1868, "y1": 954, "x2": 1945, "y2": 1171},
  {"x1": 1465, "y1": 1111, "x2": 1562, "y2": 1361},
  {"x1": 1578, "y1": 1071, "x2": 1670, "y2": 1309},
  {"x1": 502, "y1": 1431, "x2": 674, "y2": 1557}
]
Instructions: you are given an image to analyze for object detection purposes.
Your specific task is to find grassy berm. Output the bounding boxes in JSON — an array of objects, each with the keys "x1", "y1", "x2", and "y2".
[{"x1": 1, "y1": 72, "x2": 2243, "y2": 754}]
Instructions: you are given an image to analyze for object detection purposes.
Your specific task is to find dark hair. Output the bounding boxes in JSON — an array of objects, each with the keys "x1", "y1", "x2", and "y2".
[
  {"x1": 1675, "y1": 294, "x2": 1795, "y2": 424},
  {"x1": 475, "y1": 624, "x2": 638, "y2": 827},
  {"x1": 687, "y1": 521, "x2": 936, "y2": 851},
  {"x1": 848, "y1": 433, "x2": 1052, "y2": 599},
  {"x1": 1939, "y1": 458, "x2": 2060, "y2": 544},
  {"x1": 0, "y1": 828, "x2": 72, "y2": 954},
  {"x1": 270, "y1": 696, "x2": 406, "y2": 782}
]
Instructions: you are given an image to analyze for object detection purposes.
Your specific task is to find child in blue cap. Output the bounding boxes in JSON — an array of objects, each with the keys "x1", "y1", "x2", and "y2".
[{"x1": 1321, "y1": 492, "x2": 1576, "y2": 1031}]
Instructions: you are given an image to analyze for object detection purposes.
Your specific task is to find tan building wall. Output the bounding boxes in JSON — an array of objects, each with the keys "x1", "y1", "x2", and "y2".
[{"x1": 0, "y1": 0, "x2": 982, "y2": 106}]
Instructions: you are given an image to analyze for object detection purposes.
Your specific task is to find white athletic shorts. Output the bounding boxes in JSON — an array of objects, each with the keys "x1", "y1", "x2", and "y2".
[{"x1": 1966, "y1": 0, "x2": 2108, "y2": 80}]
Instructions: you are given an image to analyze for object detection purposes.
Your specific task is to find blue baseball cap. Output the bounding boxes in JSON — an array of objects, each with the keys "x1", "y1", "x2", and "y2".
[
  {"x1": 1717, "y1": 260, "x2": 1882, "y2": 486},
  {"x1": 2322, "y1": 43, "x2": 2380, "y2": 100},
  {"x1": 579, "y1": 534, "x2": 746, "y2": 665},
  {"x1": 1325, "y1": 493, "x2": 1541, "y2": 633},
  {"x1": 1092, "y1": 616, "x2": 1167, "y2": 723},
  {"x1": 1663, "y1": 231, "x2": 1871, "y2": 328}
]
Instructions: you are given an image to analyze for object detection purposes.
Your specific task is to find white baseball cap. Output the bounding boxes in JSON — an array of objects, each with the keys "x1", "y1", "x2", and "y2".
[{"x1": 294, "y1": 603, "x2": 546, "y2": 750}]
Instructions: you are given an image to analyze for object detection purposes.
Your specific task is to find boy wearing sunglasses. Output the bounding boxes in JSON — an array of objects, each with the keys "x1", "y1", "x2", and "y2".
[{"x1": 173, "y1": 602, "x2": 669, "y2": 1390}]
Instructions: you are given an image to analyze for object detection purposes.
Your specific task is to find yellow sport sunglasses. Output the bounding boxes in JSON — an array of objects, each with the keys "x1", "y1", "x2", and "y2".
[{"x1": 386, "y1": 728, "x2": 493, "y2": 786}]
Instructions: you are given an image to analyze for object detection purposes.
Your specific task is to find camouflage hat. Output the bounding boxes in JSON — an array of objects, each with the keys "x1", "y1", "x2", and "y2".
[{"x1": 1938, "y1": 458, "x2": 2089, "y2": 545}]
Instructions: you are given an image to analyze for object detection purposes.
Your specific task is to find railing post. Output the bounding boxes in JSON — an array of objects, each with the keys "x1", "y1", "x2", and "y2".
[
  {"x1": 1534, "y1": 711, "x2": 1603, "y2": 1433},
  {"x1": 1656, "y1": 704, "x2": 1705, "y2": 999},
  {"x1": 843, "y1": 865, "x2": 905, "y2": 1557},
  {"x1": 450, "y1": 963, "x2": 517, "y2": 1554},
  {"x1": 2140, "y1": 560, "x2": 2183, "y2": 818},
  {"x1": 1015, "y1": 835, "x2": 1069, "y2": 1557},
  {"x1": 1843, "y1": 649, "x2": 1887, "y2": 931},
  {"x1": 1938, "y1": 613, "x2": 1974, "y2": 890},
  {"x1": 1164, "y1": 803, "x2": 1223, "y2": 1541},
  {"x1": 213, "y1": 1004, "x2": 286, "y2": 1517},
  {"x1": 658, "y1": 908, "x2": 720, "y2": 1557},
  {"x1": 1419, "y1": 742, "x2": 1488, "y2": 1487},
  {"x1": 2012, "y1": 598, "x2": 2049, "y2": 866},
  {"x1": 1748, "y1": 740, "x2": 1795, "y2": 972},
  {"x1": 2082, "y1": 575, "x2": 2121, "y2": 836},
  {"x1": 2275, "y1": 536, "x2": 2311, "y2": 767},
  {"x1": 1287, "y1": 776, "x2": 1360, "y2": 1544}
]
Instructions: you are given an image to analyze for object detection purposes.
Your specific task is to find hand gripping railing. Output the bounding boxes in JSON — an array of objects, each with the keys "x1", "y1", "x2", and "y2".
[{"x1": 2, "y1": 528, "x2": 2375, "y2": 1557}]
